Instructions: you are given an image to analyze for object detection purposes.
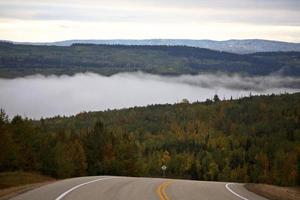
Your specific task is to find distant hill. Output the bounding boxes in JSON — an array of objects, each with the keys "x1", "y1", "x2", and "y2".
[
  {"x1": 11, "y1": 39, "x2": 300, "y2": 54},
  {"x1": 0, "y1": 42, "x2": 300, "y2": 78}
]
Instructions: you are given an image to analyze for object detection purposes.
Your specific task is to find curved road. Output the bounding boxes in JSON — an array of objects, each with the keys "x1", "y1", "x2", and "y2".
[{"x1": 11, "y1": 176, "x2": 268, "y2": 200}]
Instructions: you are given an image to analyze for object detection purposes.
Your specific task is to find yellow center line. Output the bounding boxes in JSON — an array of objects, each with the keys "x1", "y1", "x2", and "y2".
[{"x1": 156, "y1": 181, "x2": 173, "y2": 200}]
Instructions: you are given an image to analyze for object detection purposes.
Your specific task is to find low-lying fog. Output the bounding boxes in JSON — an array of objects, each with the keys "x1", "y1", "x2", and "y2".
[{"x1": 0, "y1": 72, "x2": 299, "y2": 119}]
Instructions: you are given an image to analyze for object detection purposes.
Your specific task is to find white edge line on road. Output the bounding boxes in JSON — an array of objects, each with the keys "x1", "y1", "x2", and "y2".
[
  {"x1": 225, "y1": 183, "x2": 249, "y2": 200},
  {"x1": 55, "y1": 177, "x2": 115, "y2": 200}
]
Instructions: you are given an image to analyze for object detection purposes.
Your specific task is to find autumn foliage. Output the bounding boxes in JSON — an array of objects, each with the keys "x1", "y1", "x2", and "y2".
[{"x1": 0, "y1": 93, "x2": 299, "y2": 186}]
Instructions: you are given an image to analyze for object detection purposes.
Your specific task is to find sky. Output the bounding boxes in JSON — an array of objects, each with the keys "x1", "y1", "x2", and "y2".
[{"x1": 0, "y1": 0, "x2": 299, "y2": 42}]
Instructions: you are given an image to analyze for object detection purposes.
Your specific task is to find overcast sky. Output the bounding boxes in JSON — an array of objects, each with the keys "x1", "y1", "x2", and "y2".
[{"x1": 0, "y1": 0, "x2": 299, "y2": 42}]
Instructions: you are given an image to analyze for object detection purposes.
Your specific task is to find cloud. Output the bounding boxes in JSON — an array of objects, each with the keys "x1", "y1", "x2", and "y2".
[
  {"x1": 0, "y1": 0, "x2": 299, "y2": 26},
  {"x1": 0, "y1": 0, "x2": 299, "y2": 42},
  {"x1": 0, "y1": 72, "x2": 299, "y2": 119},
  {"x1": 117, "y1": 72, "x2": 300, "y2": 91}
]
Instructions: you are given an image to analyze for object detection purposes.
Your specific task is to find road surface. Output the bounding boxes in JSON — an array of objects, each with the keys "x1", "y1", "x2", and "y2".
[{"x1": 11, "y1": 176, "x2": 268, "y2": 200}]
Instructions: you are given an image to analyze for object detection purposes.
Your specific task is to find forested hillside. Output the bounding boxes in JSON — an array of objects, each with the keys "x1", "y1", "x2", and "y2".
[
  {"x1": 1, "y1": 42, "x2": 300, "y2": 77},
  {"x1": 0, "y1": 93, "x2": 299, "y2": 186}
]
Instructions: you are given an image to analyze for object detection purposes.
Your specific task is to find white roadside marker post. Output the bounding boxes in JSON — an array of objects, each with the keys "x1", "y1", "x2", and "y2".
[{"x1": 161, "y1": 165, "x2": 167, "y2": 178}]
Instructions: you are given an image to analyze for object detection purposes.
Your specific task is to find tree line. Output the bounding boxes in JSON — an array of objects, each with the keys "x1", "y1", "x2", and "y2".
[{"x1": 0, "y1": 93, "x2": 299, "y2": 186}]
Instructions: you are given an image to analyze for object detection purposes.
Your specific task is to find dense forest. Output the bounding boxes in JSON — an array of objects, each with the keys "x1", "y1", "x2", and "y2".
[
  {"x1": 1, "y1": 42, "x2": 300, "y2": 78},
  {"x1": 0, "y1": 93, "x2": 299, "y2": 186}
]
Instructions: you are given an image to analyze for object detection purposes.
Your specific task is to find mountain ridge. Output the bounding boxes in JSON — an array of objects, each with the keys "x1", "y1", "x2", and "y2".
[
  {"x1": 0, "y1": 42, "x2": 300, "y2": 78},
  {"x1": 3, "y1": 39, "x2": 300, "y2": 54}
]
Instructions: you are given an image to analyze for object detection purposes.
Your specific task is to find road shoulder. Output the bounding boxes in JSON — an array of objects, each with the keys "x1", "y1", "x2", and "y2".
[
  {"x1": 245, "y1": 183, "x2": 300, "y2": 200},
  {"x1": 0, "y1": 181, "x2": 56, "y2": 200}
]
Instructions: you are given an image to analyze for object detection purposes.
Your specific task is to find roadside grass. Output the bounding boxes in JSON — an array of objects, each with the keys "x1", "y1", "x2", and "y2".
[
  {"x1": 245, "y1": 183, "x2": 300, "y2": 200},
  {"x1": 0, "y1": 171, "x2": 55, "y2": 199},
  {"x1": 0, "y1": 171, "x2": 55, "y2": 189}
]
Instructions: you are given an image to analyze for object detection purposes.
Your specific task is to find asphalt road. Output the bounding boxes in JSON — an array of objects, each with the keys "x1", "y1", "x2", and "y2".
[{"x1": 11, "y1": 176, "x2": 268, "y2": 200}]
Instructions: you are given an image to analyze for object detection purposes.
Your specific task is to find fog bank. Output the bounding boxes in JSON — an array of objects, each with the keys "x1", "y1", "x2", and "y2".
[{"x1": 0, "y1": 72, "x2": 299, "y2": 119}]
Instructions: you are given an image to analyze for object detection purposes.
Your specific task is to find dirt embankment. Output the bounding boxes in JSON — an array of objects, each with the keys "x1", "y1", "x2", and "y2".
[
  {"x1": 245, "y1": 183, "x2": 300, "y2": 200},
  {"x1": 0, "y1": 171, "x2": 55, "y2": 200}
]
